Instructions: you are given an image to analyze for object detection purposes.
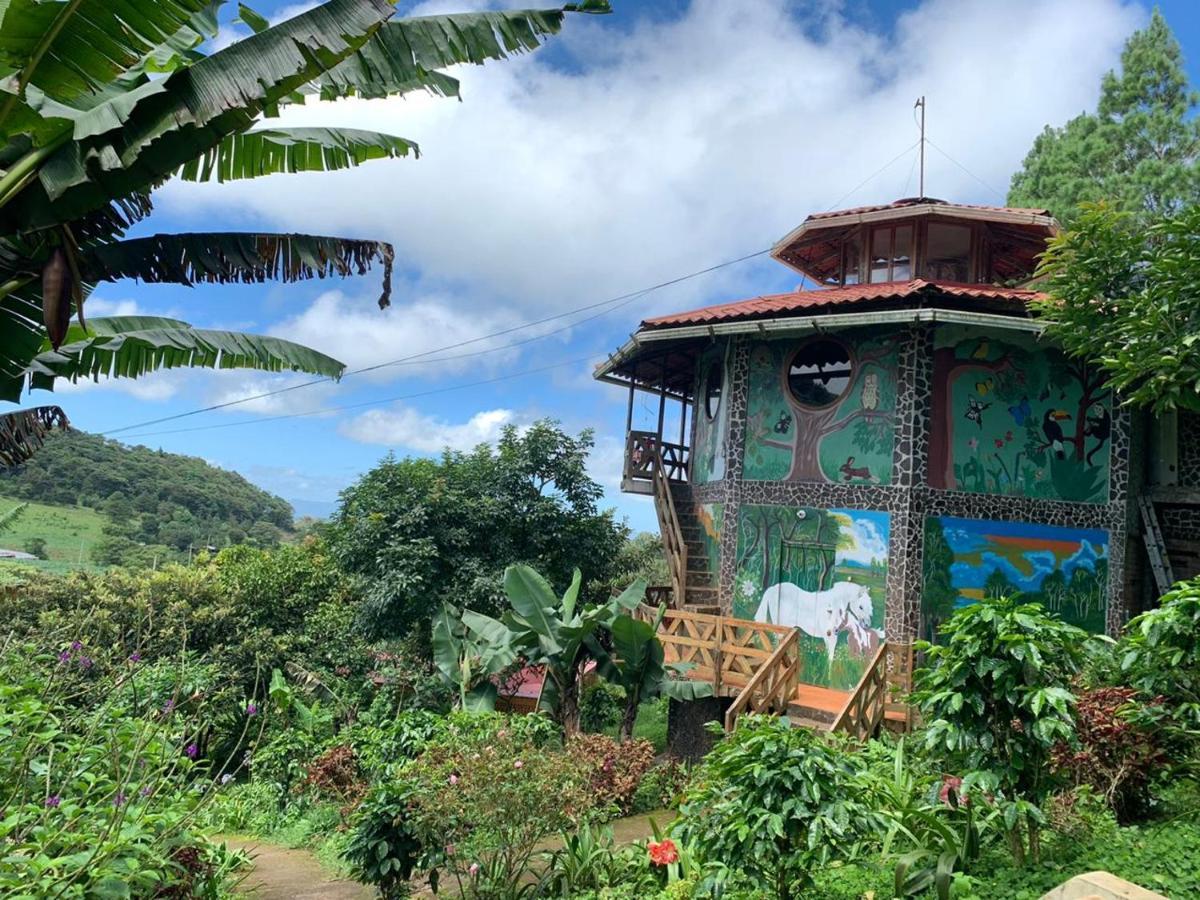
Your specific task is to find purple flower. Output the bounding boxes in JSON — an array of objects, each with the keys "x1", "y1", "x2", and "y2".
[
  {"x1": 162, "y1": 699, "x2": 175, "y2": 714},
  {"x1": 245, "y1": 702, "x2": 258, "y2": 717},
  {"x1": 128, "y1": 652, "x2": 142, "y2": 663},
  {"x1": 185, "y1": 743, "x2": 198, "y2": 759},
  {"x1": 44, "y1": 795, "x2": 60, "y2": 808},
  {"x1": 57, "y1": 650, "x2": 70, "y2": 663},
  {"x1": 112, "y1": 792, "x2": 127, "y2": 807},
  {"x1": 77, "y1": 656, "x2": 93, "y2": 670},
  {"x1": 140, "y1": 785, "x2": 153, "y2": 798},
  {"x1": 70, "y1": 641, "x2": 82, "y2": 651}
]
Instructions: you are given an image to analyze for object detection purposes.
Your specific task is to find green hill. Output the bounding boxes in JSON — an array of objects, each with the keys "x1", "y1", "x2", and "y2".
[
  {"x1": 0, "y1": 497, "x2": 107, "y2": 575},
  {"x1": 0, "y1": 431, "x2": 294, "y2": 569}
]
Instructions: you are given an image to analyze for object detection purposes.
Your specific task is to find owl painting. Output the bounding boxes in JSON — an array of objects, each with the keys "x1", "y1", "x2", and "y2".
[{"x1": 860, "y1": 372, "x2": 879, "y2": 411}]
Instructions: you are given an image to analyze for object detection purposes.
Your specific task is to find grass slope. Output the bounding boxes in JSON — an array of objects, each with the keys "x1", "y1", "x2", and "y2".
[{"x1": 0, "y1": 496, "x2": 106, "y2": 575}]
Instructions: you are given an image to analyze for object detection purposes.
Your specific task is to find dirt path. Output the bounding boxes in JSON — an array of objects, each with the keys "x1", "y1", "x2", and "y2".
[{"x1": 215, "y1": 836, "x2": 373, "y2": 900}]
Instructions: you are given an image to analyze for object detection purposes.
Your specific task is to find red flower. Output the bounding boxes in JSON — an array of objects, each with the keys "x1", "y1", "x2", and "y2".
[
  {"x1": 993, "y1": 438, "x2": 1004, "y2": 449},
  {"x1": 1005, "y1": 430, "x2": 1014, "y2": 442},
  {"x1": 648, "y1": 839, "x2": 678, "y2": 866},
  {"x1": 939, "y1": 775, "x2": 968, "y2": 808}
]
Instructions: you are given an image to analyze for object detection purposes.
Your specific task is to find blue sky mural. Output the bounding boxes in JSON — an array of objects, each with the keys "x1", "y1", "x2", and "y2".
[{"x1": 22, "y1": 0, "x2": 1200, "y2": 530}]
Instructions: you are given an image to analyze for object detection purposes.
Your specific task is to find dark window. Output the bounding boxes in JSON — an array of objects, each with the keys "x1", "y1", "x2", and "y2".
[
  {"x1": 924, "y1": 222, "x2": 972, "y2": 281},
  {"x1": 787, "y1": 339, "x2": 853, "y2": 408},
  {"x1": 842, "y1": 231, "x2": 863, "y2": 285},
  {"x1": 704, "y1": 362, "x2": 723, "y2": 420},
  {"x1": 868, "y1": 224, "x2": 912, "y2": 283}
]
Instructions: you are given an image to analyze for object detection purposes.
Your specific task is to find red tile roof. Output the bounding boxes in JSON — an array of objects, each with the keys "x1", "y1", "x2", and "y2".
[
  {"x1": 641, "y1": 279, "x2": 1045, "y2": 329},
  {"x1": 804, "y1": 197, "x2": 1052, "y2": 221}
]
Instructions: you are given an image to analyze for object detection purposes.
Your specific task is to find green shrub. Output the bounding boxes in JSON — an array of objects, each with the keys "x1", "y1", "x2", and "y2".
[
  {"x1": 1122, "y1": 577, "x2": 1200, "y2": 730},
  {"x1": 343, "y1": 780, "x2": 422, "y2": 900},
  {"x1": 632, "y1": 760, "x2": 690, "y2": 814},
  {"x1": 912, "y1": 596, "x2": 1091, "y2": 866},
  {"x1": 676, "y1": 716, "x2": 872, "y2": 900},
  {"x1": 582, "y1": 680, "x2": 626, "y2": 732},
  {"x1": 0, "y1": 640, "x2": 246, "y2": 897}
]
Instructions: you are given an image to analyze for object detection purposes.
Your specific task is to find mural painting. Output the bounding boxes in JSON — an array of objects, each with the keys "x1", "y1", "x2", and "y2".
[
  {"x1": 743, "y1": 331, "x2": 899, "y2": 484},
  {"x1": 929, "y1": 326, "x2": 1111, "y2": 503},
  {"x1": 921, "y1": 516, "x2": 1109, "y2": 641},
  {"x1": 734, "y1": 504, "x2": 889, "y2": 689},
  {"x1": 696, "y1": 502, "x2": 722, "y2": 587},
  {"x1": 691, "y1": 344, "x2": 729, "y2": 484}
]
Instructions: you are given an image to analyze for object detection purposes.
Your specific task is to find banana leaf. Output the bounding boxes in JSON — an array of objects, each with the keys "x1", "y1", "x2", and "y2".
[{"x1": 0, "y1": 404, "x2": 68, "y2": 467}]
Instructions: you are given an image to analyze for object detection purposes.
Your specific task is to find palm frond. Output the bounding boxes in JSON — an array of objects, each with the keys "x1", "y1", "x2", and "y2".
[
  {"x1": 83, "y1": 231, "x2": 395, "y2": 308},
  {"x1": 0, "y1": 0, "x2": 214, "y2": 112},
  {"x1": 26, "y1": 315, "x2": 345, "y2": 389},
  {"x1": 176, "y1": 128, "x2": 418, "y2": 183},
  {"x1": 0, "y1": 405, "x2": 69, "y2": 468}
]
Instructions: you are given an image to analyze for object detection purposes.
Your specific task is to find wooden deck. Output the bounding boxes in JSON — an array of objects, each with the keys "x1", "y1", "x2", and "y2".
[{"x1": 642, "y1": 605, "x2": 912, "y2": 737}]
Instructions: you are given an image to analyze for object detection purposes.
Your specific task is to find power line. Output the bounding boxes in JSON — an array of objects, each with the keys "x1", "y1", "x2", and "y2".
[
  {"x1": 117, "y1": 353, "x2": 604, "y2": 440},
  {"x1": 926, "y1": 137, "x2": 1005, "y2": 200},
  {"x1": 100, "y1": 248, "x2": 770, "y2": 437}
]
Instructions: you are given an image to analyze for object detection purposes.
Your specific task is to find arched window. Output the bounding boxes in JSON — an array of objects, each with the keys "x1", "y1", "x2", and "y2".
[
  {"x1": 787, "y1": 339, "x2": 853, "y2": 408},
  {"x1": 704, "y1": 362, "x2": 723, "y2": 420}
]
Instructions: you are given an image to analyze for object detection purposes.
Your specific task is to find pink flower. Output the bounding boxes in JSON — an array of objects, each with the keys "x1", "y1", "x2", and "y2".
[
  {"x1": 513, "y1": 760, "x2": 524, "y2": 769},
  {"x1": 939, "y1": 775, "x2": 968, "y2": 808},
  {"x1": 469, "y1": 863, "x2": 480, "y2": 877},
  {"x1": 445, "y1": 844, "x2": 456, "y2": 857},
  {"x1": 449, "y1": 774, "x2": 459, "y2": 785},
  {"x1": 967, "y1": 437, "x2": 979, "y2": 450}
]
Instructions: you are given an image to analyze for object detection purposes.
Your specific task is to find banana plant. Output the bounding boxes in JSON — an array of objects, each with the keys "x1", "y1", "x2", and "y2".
[
  {"x1": 431, "y1": 601, "x2": 518, "y2": 713},
  {"x1": 591, "y1": 603, "x2": 713, "y2": 741}
]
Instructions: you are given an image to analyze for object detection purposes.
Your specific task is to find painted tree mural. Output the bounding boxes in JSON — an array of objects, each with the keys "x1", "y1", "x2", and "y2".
[
  {"x1": 692, "y1": 344, "x2": 729, "y2": 484},
  {"x1": 743, "y1": 331, "x2": 899, "y2": 484},
  {"x1": 929, "y1": 327, "x2": 1111, "y2": 503}
]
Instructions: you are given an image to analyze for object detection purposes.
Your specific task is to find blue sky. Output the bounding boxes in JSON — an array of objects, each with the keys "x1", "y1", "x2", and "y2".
[{"x1": 35, "y1": 0, "x2": 1200, "y2": 531}]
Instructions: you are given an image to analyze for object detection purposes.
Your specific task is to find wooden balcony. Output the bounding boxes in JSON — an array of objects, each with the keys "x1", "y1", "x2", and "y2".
[
  {"x1": 641, "y1": 605, "x2": 913, "y2": 736},
  {"x1": 621, "y1": 430, "x2": 689, "y2": 495}
]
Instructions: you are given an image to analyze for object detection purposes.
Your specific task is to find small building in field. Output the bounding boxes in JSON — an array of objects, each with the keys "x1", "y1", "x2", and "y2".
[{"x1": 596, "y1": 196, "x2": 1194, "y2": 698}]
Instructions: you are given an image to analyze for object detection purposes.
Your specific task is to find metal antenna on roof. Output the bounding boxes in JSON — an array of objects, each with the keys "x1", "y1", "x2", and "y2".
[{"x1": 914, "y1": 96, "x2": 926, "y2": 198}]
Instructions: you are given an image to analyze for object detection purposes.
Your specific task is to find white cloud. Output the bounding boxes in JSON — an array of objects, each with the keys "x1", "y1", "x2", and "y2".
[
  {"x1": 84, "y1": 297, "x2": 143, "y2": 317},
  {"x1": 163, "y1": 0, "x2": 1141, "y2": 326},
  {"x1": 837, "y1": 515, "x2": 889, "y2": 566},
  {"x1": 339, "y1": 405, "x2": 519, "y2": 451},
  {"x1": 268, "y1": 289, "x2": 536, "y2": 379},
  {"x1": 204, "y1": 370, "x2": 340, "y2": 417},
  {"x1": 51, "y1": 368, "x2": 187, "y2": 402}
]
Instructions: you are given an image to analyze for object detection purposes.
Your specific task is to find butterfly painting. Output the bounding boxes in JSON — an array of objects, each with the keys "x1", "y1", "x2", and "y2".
[
  {"x1": 964, "y1": 397, "x2": 990, "y2": 429},
  {"x1": 975, "y1": 379, "x2": 994, "y2": 396},
  {"x1": 773, "y1": 412, "x2": 792, "y2": 435},
  {"x1": 1008, "y1": 396, "x2": 1032, "y2": 426}
]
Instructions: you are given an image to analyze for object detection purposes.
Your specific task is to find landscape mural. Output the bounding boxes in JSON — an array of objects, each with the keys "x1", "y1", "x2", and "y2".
[
  {"x1": 734, "y1": 503, "x2": 889, "y2": 689},
  {"x1": 922, "y1": 516, "x2": 1109, "y2": 642},
  {"x1": 743, "y1": 331, "x2": 900, "y2": 484},
  {"x1": 691, "y1": 344, "x2": 729, "y2": 484},
  {"x1": 929, "y1": 326, "x2": 1111, "y2": 503},
  {"x1": 696, "y1": 501, "x2": 723, "y2": 587}
]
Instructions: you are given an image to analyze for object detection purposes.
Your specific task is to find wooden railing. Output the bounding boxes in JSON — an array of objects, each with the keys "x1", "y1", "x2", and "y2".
[
  {"x1": 724, "y1": 627, "x2": 801, "y2": 731},
  {"x1": 651, "y1": 447, "x2": 689, "y2": 608},
  {"x1": 644, "y1": 606, "x2": 792, "y2": 701},
  {"x1": 831, "y1": 641, "x2": 914, "y2": 740},
  {"x1": 624, "y1": 430, "x2": 689, "y2": 488}
]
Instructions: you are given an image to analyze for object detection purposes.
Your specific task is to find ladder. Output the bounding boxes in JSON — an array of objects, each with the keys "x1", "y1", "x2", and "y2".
[{"x1": 1138, "y1": 494, "x2": 1174, "y2": 594}]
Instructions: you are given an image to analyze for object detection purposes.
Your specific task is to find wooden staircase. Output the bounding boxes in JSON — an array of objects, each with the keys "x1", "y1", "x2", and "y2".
[{"x1": 670, "y1": 482, "x2": 720, "y2": 613}]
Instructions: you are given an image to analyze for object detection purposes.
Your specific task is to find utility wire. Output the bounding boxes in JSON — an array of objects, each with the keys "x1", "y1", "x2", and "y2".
[
  {"x1": 101, "y1": 248, "x2": 770, "y2": 437},
  {"x1": 821, "y1": 139, "x2": 920, "y2": 213},
  {"x1": 118, "y1": 353, "x2": 604, "y2": 440},
  {"x1": 926, "y1": 137, "x2": 1005, "y2": 200}
]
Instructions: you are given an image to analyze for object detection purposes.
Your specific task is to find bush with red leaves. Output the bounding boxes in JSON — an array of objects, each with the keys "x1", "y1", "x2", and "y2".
[
  {"x1": 304, "y1": 743, "x2": 367, "y2": 813},
  {"x1": 1051, "y1": 686, "x2": 1166, "y2": 822},
  {"x1": 567, "y1": 733, "x2": 656, "y2": 816}
]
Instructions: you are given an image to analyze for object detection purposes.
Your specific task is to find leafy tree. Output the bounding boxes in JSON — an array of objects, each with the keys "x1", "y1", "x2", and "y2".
[
  {"x1": 1008, "y1": 10, "x2": 1199, "y2": 224},
  {"x1": 0, "y1": 0, "x2": 609, "y2": 463},
  {"x1": 1120, "y1": 576, "x2": 1200, "y2": 730},
  {"x1": 1033, "y1": 203, "x2": 1200, "y2": 414},
  {"x1": 676, "y1": 716, "x2": 872, "y2": 900},
  {"x1": 328, "y1": 421, "x2": 628, "y2": 639},
  {"x1": 911, "y1": 597, "x2": 1092, "y2": 866}
]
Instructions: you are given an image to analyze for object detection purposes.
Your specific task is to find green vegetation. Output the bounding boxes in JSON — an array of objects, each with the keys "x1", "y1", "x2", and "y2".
[
  {"x1": 1008, "y1": 10, "x2": 1199, "y2": 224},
  {"x1": 0, "y1": 429, "x2": 297, "y2": 567},
  {"x1": 0, "y1": 494, "x2": 106, "y2": 573}
]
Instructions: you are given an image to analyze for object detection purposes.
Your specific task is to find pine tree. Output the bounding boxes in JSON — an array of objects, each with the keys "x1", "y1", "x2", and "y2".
[{"x1": 1008, "y1": 9, "x2": 1200, "y2": 224}]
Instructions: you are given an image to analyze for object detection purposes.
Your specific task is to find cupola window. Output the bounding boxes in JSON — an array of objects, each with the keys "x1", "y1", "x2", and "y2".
[
  {"x1": 924, "y1": 222, "x2": 972, "y2": 282},
  {"x1": 704, "y1": 362, "x2": 723, "y2": 420},
  {"x1": 868, "y1": 224, "x2": 912, "y2": 283}
]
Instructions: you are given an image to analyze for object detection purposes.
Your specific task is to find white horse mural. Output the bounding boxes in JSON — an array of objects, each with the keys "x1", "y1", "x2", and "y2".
[{"x1": 753, "y1": 580, "x2": 882, "y2": 662}]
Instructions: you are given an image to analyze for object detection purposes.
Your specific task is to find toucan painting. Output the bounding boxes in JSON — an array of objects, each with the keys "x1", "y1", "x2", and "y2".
[{"x1": 1041, "y1": 409, "x2": 1072, "y2": 458}]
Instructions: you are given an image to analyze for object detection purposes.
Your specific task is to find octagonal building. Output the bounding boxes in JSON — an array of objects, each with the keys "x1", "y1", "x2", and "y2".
[{"x1": 595, "y1": 196, "x2": 1190, "y2": 696}]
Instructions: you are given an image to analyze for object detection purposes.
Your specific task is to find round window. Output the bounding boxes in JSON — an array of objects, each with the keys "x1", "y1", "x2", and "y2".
[
  {"x1": 704, "y1": 362, "x2": 723, "y2": 420},
  {"x1": 787, "y1": 339, "x2": 853, "y2": 408}
]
